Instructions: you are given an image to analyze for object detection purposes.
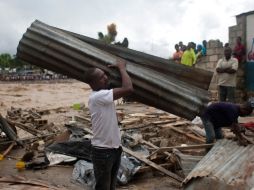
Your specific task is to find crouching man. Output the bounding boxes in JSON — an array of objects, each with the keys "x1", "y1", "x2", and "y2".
[
  {"x1": 201, "y1": 102, "x2": 253, "y2": 145},
  {"x1": 84, "y1": 59, "x2": 133, "y2": 190}
]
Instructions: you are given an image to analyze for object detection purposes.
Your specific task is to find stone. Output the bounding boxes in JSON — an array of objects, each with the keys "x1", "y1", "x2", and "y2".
[
  {"x1": 215, "y1": 48, "x2": 224, "y2": 55},
  {"x1": 206, "y1": 49, "x2": 215, "y2": 56},
  {"x1": 229, "y1": 31, "x2": 236, "y2": 38},
  {"x1": 229, "y1": 25, "x2": 238, "y2": 32},
  {"x1": 206, "y1": 62, "x2": 216, "y2": 70},
  {"x1": 207, "y1": 40, "x2": 223, "y2": 48},
  {"x1": 209, "y1": 55, "x2": 219, "y2": 62},
  {"x1": 195, "y1": 63, "x2": 206, "y2": 70},
  {"x1": 203, "y1": 56, "x2": 209, "y2": 62}
]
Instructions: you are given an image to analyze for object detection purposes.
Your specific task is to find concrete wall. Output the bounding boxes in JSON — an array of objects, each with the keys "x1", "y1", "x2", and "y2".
[
  {"x1": 229, "y1": 14, "x2": 248, "y2": 102},
  {"x1": 195, "y1": 40, "x2": 223, "y2": 101},
  {"x1": 195, "y1": 12, "x2": 250, "y2": 103}
]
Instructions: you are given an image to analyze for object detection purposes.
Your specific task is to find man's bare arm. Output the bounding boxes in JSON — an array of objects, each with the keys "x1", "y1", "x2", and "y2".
[
  {"x1": 109, "y1": 59, "x2": 133, "y2": 100},
  {"x1": 216, "y1": 67, "x2": 236, "y2": 74}
]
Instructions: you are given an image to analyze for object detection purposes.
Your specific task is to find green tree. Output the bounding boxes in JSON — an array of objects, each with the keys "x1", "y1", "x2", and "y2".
[
  {"x1": 0, "y1": 53, "x2": 12, "y2": 69},
  {"x1": 10, "y1": 55, "x2": 27, "y2": 69}
]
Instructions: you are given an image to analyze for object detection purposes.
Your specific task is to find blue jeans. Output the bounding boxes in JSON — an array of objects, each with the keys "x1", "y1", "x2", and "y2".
[
  {"x1": 219, "y1": 85, "x2": 235, "y2": 103},
  {"x1": 91, "y1": 146, "x2": 122, "y2": 190},
  {"x1": 201, "y1": 117, "x2": 223, "y2": 144}
]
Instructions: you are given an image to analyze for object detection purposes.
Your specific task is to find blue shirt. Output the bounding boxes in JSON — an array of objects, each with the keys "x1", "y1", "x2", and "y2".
[
  {"x1": 202, "y1": 102, "x2": 240, "y2": 128},
  {"x1": 202, "y1": 46, "x2": 206, "y2": 56}
]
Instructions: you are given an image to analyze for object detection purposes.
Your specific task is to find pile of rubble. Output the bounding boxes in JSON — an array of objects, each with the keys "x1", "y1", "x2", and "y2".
[{"x1": 0, "y1": 103, "x2": 215, "y2": 189}]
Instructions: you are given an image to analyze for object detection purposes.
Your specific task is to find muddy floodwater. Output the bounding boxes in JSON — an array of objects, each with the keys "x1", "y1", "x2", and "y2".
[{"x1": 0, "y1": 80, "x2": 91, "y2": 115}]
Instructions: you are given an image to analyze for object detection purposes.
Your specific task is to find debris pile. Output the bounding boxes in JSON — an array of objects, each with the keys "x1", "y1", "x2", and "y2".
[
  {"x1": 0, "y1": 103, "x2": 213, "y2": 189},
  {"x1": 1, "y1": 102, "x2": 254, "y2": 189}
]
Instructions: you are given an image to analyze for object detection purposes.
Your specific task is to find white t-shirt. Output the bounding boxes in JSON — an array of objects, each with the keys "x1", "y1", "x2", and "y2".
[
  {"x1": 216, "y1": 57, "x2": 238, "y2": 87},
  {"x1": 88, "y1": 89, "x2": 121, "y2": 148}
]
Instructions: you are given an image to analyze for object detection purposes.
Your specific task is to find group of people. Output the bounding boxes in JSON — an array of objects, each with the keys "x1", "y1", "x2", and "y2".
[{"x1": 172, "y1": 40, "x2": 207, "y2": 66}]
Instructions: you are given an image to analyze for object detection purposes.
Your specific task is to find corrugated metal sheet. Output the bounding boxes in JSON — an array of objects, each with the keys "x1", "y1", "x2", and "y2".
[
  {"x1": 17, "y1": 20, "x2": 210, "y2": 120},
  {"x1": 54, "y1": 27, "x2": 213, "y2": 90},
  {"x1": 183, "y1": 139, "x2": 254, "y2": 190}
]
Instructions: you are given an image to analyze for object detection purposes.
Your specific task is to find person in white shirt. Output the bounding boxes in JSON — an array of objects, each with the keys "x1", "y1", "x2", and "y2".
[
  {"x1": 85, "y1": 59, "x2": 133, "y2": 190},
  {"x1": 216, "y1": 47, "x2": 238, "y2": 102}
]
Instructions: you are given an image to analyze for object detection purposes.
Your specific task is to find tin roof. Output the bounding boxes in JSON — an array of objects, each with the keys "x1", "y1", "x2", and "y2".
[{"x1": 183, "y1": 139, "x2": 254, "y2": 189}]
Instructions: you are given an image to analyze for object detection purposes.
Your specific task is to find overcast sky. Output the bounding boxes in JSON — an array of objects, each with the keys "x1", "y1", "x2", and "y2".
[{"x1": 0, "y1": 0, "x2": 253, "y2": 58}]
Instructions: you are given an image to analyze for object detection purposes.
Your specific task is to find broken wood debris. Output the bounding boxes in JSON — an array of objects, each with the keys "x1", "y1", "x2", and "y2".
[
  {"x1": 123, "y1": 147, "x2": 183, "y2": 183},
  {"x1": 0, "y1": 132, "x2": 58, "y2": 145},
  {"x1": 0, "y1": 142, "x2": 16, "y2": 161},
  {"x1": 8, "y1": 120, "x2": 44, "y2": 136},
  {"x1": 136, "y1": 163, "x2": 173, "y2": 174},
  {"x1": 160, "y1": 124, "x2": 206, "y2": 143},
  {"x1": 148, "y1": 143, "x2": 215, "y2": 158},
  {"x1": 0, "y1": 175, "x2": 66, "y2": 190},
  {"x1": 0, "y1": 104, "x2": 214, "y2": 188}
]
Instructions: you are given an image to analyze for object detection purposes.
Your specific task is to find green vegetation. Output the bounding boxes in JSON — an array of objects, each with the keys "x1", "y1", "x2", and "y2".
[{"x1": 0, "y1": 53, "x2": 28, "y2": 70}]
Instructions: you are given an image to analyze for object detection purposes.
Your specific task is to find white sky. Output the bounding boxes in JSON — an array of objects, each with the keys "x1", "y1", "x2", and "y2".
[{"x1": 0, "y1": 0, "x2": 253, "y2": 58}]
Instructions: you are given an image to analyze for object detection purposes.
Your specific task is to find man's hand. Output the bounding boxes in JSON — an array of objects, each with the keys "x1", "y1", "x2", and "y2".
[
  {"x1": 110, "y1": 59, "x2": 133, "y2": 100},
  {"x1": 108, "y1": 59, "x2": 126, "y2": 70},
  {"x1": 237, "y1": 135, "x2": 248, "y2": 146},
  {"x1": 116, "y1": 59, "x2": 126, "y2": 70},
  {"x1": 216, "y1": 67, "x2": 236, "y2": 74},
  {"x1": 231, "y1": 124, "x2": 248, "y2": 146}
]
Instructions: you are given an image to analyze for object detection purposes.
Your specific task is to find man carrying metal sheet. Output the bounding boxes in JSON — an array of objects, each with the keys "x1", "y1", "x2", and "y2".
[
  {"x1": 85, "y1": 59, "x2": 133, "y2": 190},
  {"x1": 201, "y1": 101, "x2": 253, "y2": 147}
]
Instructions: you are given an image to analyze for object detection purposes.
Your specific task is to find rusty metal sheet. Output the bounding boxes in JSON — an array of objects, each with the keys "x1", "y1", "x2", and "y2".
[
  {"x1": 183, "y1": 139, "x2": 254, "y2": 190},
  {"x1": 17, "y1": 20, "x2": 210, "y2": 120},
  {"x1": 55, "y1": 27, "x2": 213, "y2": 90}
]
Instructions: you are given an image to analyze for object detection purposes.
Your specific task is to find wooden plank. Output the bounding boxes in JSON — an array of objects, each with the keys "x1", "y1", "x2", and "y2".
[
  {"x1": 0, "y1": 176, "x2": 64, "y2": 190},
  {"x1": 120, "y1": 118, "x2": 141, "y2": 125},
  {"x1": 171, "y1": 121, "x2": 191, "y2": 126},
  {"x1": 162, "y1": 124, "x2": 205, "y2": 143},
  {"x1": 148, "y1": 143, "x2": 214, "y2": 157},
  {"x1": 124, "y1": 134, "x2": 171, "y2": 159},
  {"x1": 0, "y1": 133, "x2": 58, "y2": 145},
  {"x1": 137, "y1": 163, "x2": 173, "y2": 174},
  {"x1": 159, "y1": 115, "x2": 178, "y2": 119},
  {"x1": 152, "y1": 119, "x2": 177, "y2": 125},
  {"x1": 0, "y1": 142, "x2": 16, "y2": 160},
  {"x1": 14, "y1": 122, "x2": 44, "y2": 136},
  {"x1": 122, "y1": 147, "x2": 183, "y2": 182},
  {"x1": 74, "y1": 115, "x2": 91, "y2": 123},
  {"x1": 120, "y1": 122, "x2": 151, "y2": 131},
  {"x1": 128, "y1": 113, "x2": 148, "y2": 117}
]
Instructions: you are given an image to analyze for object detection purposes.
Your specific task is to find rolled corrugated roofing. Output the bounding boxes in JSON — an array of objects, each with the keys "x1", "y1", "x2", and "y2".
[{"x1": 17, "y1": 20, "x2": 211, "y2": 120}]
